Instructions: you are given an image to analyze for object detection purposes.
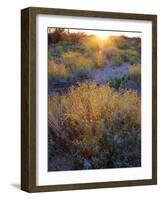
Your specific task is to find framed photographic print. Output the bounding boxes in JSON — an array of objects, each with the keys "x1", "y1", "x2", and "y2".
[{"x1": 21, "y1": 7, "x2": 157, "y2": 192}]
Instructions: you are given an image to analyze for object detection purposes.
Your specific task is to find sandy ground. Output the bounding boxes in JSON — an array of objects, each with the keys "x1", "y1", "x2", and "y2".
[{"x1": 91, "y1": 62, "x2": 129, "y2": 83}]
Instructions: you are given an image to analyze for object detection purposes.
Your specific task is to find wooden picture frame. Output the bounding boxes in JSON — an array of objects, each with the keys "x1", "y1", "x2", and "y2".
[{"x1": 21, "y1": 7, "x2": 157, "y2": 192}]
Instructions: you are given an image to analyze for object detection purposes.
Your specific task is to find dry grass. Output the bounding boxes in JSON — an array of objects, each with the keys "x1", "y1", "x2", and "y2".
[
  {"x1": 61, "y1": 51, "x2": 95, "y2": 73},
  {"x1": 81, "y1": 35, "x2": 101, "y2": 52},
  {"x1": 48, "y1": 60, "x2": 69, "y2": 79},
  {"x1": 128, "y1": 64, "x2": 141, "y2": 83},
  {"x1": 49, "y1": 83, "x2": 141, "y2": 156},
  {"x1": 91, "y1": 51, "x2": 105, "y2": 68}
]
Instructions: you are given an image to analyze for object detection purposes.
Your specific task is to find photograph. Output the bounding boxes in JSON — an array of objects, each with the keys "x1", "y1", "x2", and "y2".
[{"x1": 48, "y1": 28, "x2": 141, "y2": 171}]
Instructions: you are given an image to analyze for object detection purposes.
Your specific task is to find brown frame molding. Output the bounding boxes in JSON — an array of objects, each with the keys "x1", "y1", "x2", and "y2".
[{"x1": 21, "y1": 7, "x2": 157, "y2": 192}]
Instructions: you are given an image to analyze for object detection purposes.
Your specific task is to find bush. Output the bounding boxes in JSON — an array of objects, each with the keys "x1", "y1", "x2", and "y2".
[
  {"x1": 92, "y1": 130, "x2": 141, "y2": 168},
  {"x1": 111, "y1": 54, "x2": 124, "y2": 66},
  {"x1": 67, "y1": 32, "x2": 86, "y2": 44},
  {"x1": 49, "y1": 83, "x2": 141, "y2": 158},
  {"x1": 91, "y1": 52, "x2": 105, "y2": 68},
  {"x1": 48, "y1": 60, "x2": 69, "y2": 80},
  {"x1": 48, "y1": 28, "x2": 66, "y2": 44},
  {"x1": 108, "y1": 76, "x2": 126, "y2": 90},
  {"x1": 55, "y1": 43, "x2": 66, "y2": 55},
  {"x1": 104, "y1": 36, "x2": 141, "y2": 52},
  {"x1": 81, "y1": 35, "x2": 101, "y2": 52},
  {"x1": 124, "y1": 49, "x2": 139, "y2": 64},
  {"x1": 103, "y1": 36, "x2": 140, "y2": 65},
  {"x1": 61, "y1": 51, "x2": 95, "y2": 78},
  {"x1": 128, "y1": 64, "x2": 141, "y2": 83},
  {"x1": 104, "y1": 48, "x2": 139, "y2": 66},
  {"x1": 103, "y1": 48, "x2": 124, "y2": 66},
  {"x1": 48, "y1": 28, "x2": 86, "y2": 44}
]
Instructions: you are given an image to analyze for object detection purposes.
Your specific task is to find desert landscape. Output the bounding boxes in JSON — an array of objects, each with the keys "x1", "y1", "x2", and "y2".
[{"x1": 48, "y1": 28, "x2": 141, "y2": 171}]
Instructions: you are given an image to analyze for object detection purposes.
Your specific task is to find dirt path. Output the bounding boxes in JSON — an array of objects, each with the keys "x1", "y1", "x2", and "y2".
[{"x1": 90, "y1": 61, "x2": 129, "y2": 83}]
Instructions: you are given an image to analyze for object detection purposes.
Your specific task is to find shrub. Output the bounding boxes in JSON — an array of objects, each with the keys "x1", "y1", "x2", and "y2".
[
  {"x1": 61, "y1": 51, "x2": 95, "y2": 78},
  {"x1": 111, "y1": 54, "x2": 124, "y2": 66},
  {"x1": 67, "y1": 32, "x2": 86, "y2": 44},
  {"x1": 81, "y1": 35, "x2": 101, "y2": 52},
  {"x1": 91, "y1": 52, "x2": 105, "y2": 68},
  {"x1": 105, "y1": 48, "x2": 139, "y2": 66},
  {"x1": 103, "y1": 47, "x2": 117, "y2": 59},
  {"x1": 103, "y1": 36, "x2": 140, "y2": 65},
  {"x1": 55, "y1": 42, "x2": 80, "y2": 55},
  {"x1": 104, "y1": 36, "x2": 141, "y2": 52},
  {"x1": 48, "y1": 28, "x2": 66, "y2": 44},
  {"x1": 108, "y1": 76, "x2": 126, "y2": 90},
  {"x1": 48, "y1": 60, "x2": 69, "y2": 80},
  {"x1": 104, "y1": 36, "x2": 116, "y2": 48},
  {"x1": 92, "y1": 130, "x2": 141, "y2": 168},
  {"x1": 55, "y1": 44, "x2": 66, "y2": 55},
  {"x1": 128, "y1": 64, "x2": 141, "y2": 83},
  {"x1": 48, "y1": 28, "x2": 86, "y2": 44},
  {"x1": 124, "y1": 49, "x2": 139, "y2": 64},
  {"x1": 49, "y1": 83, "x2": 141, "y2": 158},
  {"x1": 103, "y1": 48, "x2": 124, "y2": 66}
]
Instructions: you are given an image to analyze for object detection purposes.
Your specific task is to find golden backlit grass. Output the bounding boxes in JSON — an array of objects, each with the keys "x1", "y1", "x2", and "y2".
[
  {"x1": 91, "y1": 51, "x2": 105, "y2": 68},
  {"x1": 48, "y1": 50, "x2": 105, "y2": 81},
  {"x1": 49, "y1": 83, "x2": 141, "y2": 156},
  {"x1": 48, "y1": 60, "x2": 69, "y2": 79},
  {"x1": 81, "y1": 35, "x2": 101, "y2": 52},
  {"x1": 61, "y1": 51, "x2": 95, "y2": 73},
  {"x1": 128, "y1": 64, "x2": 141, "y2": 83}
]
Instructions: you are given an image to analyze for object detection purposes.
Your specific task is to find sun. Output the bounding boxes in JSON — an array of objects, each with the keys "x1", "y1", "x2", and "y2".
[{"x1": 96, "y1": 31, "x2": 109, "y2": 40}]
